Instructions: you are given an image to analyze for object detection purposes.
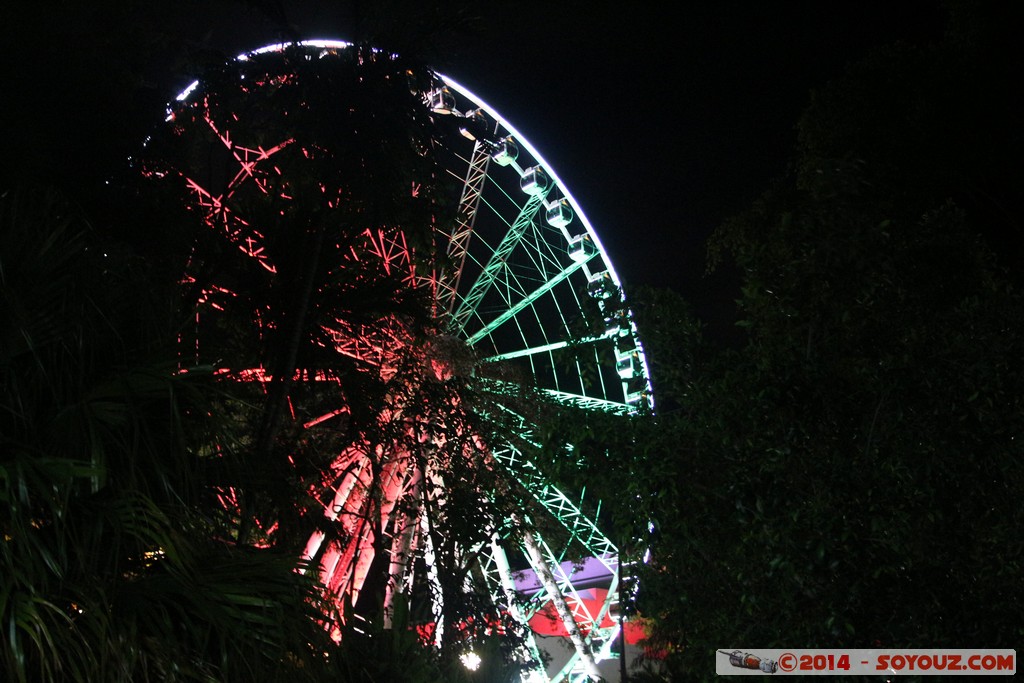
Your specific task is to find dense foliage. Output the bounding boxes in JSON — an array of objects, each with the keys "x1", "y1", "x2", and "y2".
[
  {"x1": 533, "y1": 5, "x2": 1024, "y2": 679},
  {"x1": 0, "y1": 186, "x2": 344, "y2": 681}
]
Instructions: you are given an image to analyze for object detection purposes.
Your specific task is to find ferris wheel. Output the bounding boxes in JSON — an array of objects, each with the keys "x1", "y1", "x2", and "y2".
[{"x1": 154, "y1": 39, "x2": 651, "y2": 683}]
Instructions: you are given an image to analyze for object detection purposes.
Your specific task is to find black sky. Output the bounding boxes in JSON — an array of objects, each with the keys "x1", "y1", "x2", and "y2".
[
  {"x1": 442, "y1": 1, "x2": 946, "y2": 329},
  {"x1": 2, "y1": 0, "x2": 946, "y2": 332},
  {"x1": 167, "y1": 0, "x2": 947, "y2": 326}
]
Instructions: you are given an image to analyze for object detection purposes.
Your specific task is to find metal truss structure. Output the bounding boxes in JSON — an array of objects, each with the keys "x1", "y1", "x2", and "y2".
[{"x1": 156, "y1": 40, "x2": 652, "y2": 683}]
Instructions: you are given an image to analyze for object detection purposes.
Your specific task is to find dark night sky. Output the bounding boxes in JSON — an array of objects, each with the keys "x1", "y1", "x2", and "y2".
[
  {"x1": 277, "y1": 1, "x2": 946, "y2": 331},
  {"x1": 2, "y1": 0, "x2": 946, "y2": 332},
  {"x1": 444, "y1": 1, "x2": 946, "y2": 329}
]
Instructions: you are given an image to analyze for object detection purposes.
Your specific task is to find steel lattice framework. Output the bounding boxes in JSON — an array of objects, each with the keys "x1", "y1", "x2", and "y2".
[{"x1": 150, "y1": 40, "x2": 652, "y2": 683}]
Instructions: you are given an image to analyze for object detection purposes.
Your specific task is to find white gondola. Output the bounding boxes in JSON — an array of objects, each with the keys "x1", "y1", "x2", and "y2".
[
  {"x1": 520, "y1": 165, "x2": 550, "y2": 196},
  {"x1": 545, "y1": 199, "x2": 574, "y2": 228},
  {"x1": 615, "y1": 348, "x2": 639, "y2": 379},
  {"x1": 491, "y1": 136, "x2": 518, "y2": 166},
  {"x1": 586, "y1": 270, "x2": 615, "y2": 300},
  {"x1": 459, "y1": 108, "x2": 488, "y2": 140},
  {"x1": 567, "y1": 233, "x2": 596, "y2": 263}
]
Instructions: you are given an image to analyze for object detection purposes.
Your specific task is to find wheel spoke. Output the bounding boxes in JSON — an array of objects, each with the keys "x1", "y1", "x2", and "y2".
[
  {"x1": 538, "y1": 388, "x2": 633, "y2": 414},
  {"x1": 480, "y1": 334, "x2": 605, "y2": 363},
  {"x1": 435, "y1": 141, "x2": 491, "y2": 316},
  {"x1": 450, "y1": 190, "x2": 549, "y2": 335},
  {"x1": 465, "y1": 252, "x2": 595, "y2": 346}
]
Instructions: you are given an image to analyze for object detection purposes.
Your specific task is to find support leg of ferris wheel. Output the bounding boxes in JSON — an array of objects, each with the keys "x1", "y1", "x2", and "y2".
[
  {"x1": 479, "y1": 535, "x2": 546, "y2": 677},
  {"x1": 522, "y1": 531, "x2": 602, "y2": 682},
  {"x1": 301, "y1": 444, "x2": 418, "y2": 624},
  {"x1": 383, "y1": 464, "x2": 423, "y2": 629},
  {"x1": 483, "y1": 434, "x2": 623, "y2": 678},
  {"x1": 327, "y1": 452, "x2": 411, "y2": 610},
  {"x1": 535, "y1": 535, "x2": 621, "y2": 683},
  {"x1": 300, "y1": 450, "x2": 368, "y2": 571},
  {"x1": 419, "y1": 463, "x2": 448, "y2": 648}
]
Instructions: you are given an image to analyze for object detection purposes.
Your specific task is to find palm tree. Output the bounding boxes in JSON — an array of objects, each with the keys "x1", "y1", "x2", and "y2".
[{"x1": 0, "y1": 185, "x2": 345, "y2": 682}]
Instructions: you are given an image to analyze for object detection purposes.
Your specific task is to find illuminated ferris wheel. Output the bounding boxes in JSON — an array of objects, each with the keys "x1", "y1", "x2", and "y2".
[{"x1": 151, "y1": 39, "x2": 651, "y2": 682}]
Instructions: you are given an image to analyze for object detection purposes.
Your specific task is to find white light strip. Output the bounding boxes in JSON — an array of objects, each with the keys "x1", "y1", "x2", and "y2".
[{"x1": 175, "y1": 80, "x2": 199, "y2": 101}]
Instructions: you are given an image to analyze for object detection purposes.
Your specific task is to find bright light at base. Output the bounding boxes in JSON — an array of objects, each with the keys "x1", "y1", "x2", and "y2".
[{"x1": 460, "y1": 651, "x2": 482, "y2": 671}]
